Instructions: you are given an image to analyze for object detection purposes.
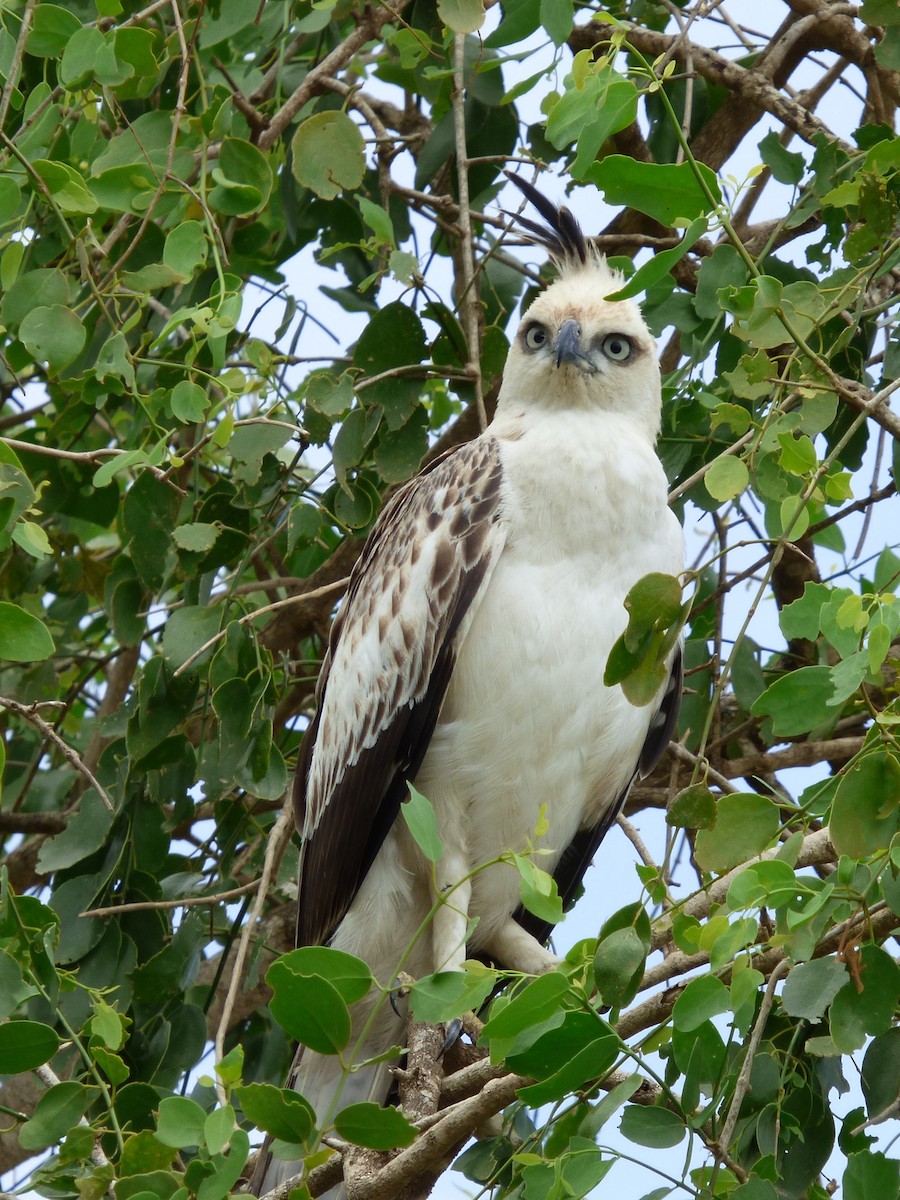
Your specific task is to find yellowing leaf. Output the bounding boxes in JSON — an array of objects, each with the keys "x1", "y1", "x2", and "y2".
[
  {"x1": 437, "y1": 0, "x2": 485, "y2": 32},
  {"x1": 705, "y1": 456, "x2": 749, "y2": 502},
  {"x1": 291, "y1": 111, "x2": 365, "y2": 200}
]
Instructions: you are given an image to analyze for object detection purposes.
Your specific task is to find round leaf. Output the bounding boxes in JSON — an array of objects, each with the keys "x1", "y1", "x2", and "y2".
[
  {"x1": 267, "y1": 966, "x2": 351, "y2": 1053},
  {"x1": 334, "y1": 1102, "x2": 416, "y2": 1150},
  {"x1": 694, "y1": 793, "x2": 779, "y2": 873},
  {"x1": 437, "y1": 0, "x2": 485, "y2": 32},
  {"x1": 619, "y1": 1104, "x2": 686, "y2": 1149},
  {"x1": 0, "y1": 601, "x2": 55, "y2": 662},
  {"x1": 19, "y1": 304, "x2": 86, "y2": 369},
  {"x1": 706, "y1": 456, "x2": 750, "y2": 502},
  {"x1": 0, "y1": 1020, "x2": 61, "y2": 1072},
  {"x1": 291, "y1": 111, "x2": 365, "y2": 200}
]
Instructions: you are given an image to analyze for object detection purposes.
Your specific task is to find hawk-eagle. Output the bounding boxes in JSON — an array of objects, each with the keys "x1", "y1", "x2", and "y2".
[{"x1": 250, "y1": 174, "x2": 684, "y2": 1194}]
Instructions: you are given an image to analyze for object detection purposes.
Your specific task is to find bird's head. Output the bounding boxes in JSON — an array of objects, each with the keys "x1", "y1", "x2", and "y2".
[{"x1": 497, "y1": 174, "x2": 662, "y2": 441}]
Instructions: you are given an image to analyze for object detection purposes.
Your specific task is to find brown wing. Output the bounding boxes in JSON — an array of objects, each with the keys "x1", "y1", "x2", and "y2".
[{"x1": 294, "y1": 436, "x2": 506, "y2": 948}]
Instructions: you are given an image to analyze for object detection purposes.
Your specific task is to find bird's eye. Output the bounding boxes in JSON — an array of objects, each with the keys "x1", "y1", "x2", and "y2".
[
  {"x1": 601, "y1": 334, "x2": 633, "y2": 362},
  {"x1": 523, "y1": 324, "x2": 547, "y2": 351}
]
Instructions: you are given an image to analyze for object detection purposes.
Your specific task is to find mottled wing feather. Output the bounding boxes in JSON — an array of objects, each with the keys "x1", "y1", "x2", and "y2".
[
  {"x1": 294, "y1": 437, "x2": 506, "y2": 948},
  {"x1": 513, "y1": 644, "x2": 684, "y2": 949}
]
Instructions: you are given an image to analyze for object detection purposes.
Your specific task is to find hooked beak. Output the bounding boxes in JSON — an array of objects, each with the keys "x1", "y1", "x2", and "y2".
[{"x1": 554, "y1": 319, "x2": 591, "y2": 371}]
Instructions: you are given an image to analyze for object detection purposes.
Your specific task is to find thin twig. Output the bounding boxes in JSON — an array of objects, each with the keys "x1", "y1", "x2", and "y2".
[
  {"x1": 81, "y1": 879, "x2": 259, "y2": 918},
  {"x1": 667, "y1": 741, "x2": 738, "y2": 794},
  {"x1": 0, "y1": 695, "x2": 114, "y2": 812},
  {"x1": 172, "y1": 577, "x2": 349, "y2": 677},
  {"x1": 0, "y1": 0, "x2": 38, "y2": 133},
  {"x1": 718, "y1": 959, "x2": 790, "y2": 1154},
  {"x1": 213, "y1": 797, "x2": 295, "y2": 1106},
  {"x1": 451, "y1": 34, "x2": 487, "y2": 432}
]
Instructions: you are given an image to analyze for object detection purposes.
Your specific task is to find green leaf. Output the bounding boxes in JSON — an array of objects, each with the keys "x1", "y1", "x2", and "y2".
[
  {"x1": 513, "y1": 853, "x2": 564, "y2": 925},
  {"x1": 291, "y1": 111, "x2": 365, "y2": 200},
  {"x1": 705, "y1": 456, "x2": 749, "y2": 502},
  {"x1": 862, "y1": 1028, "x2": 900, "y2": 1119},
  {"x1": 119, "y1": 1131, "x2": 177, "y2": 1175},
  {"x1": 540, "y1": 0, "x2": 572, "y2": 46},
  {"x1": 204, "y1": 1106, "x2": 236, "y2": 1156},
  {"x1": 781, "y1": 957, "x2": 848, "y2": 1022},
  {"x1": 409, "y1": 968, "x2": 497, "y2": 1023},
  {"x1": 162, "y1": 606, "x2": 222, "y2": 672},
  {"x1": 586, "y1": 157, "x2": 721, "y2": 224},
  {"x1": 59, "y1": 25, "x2": 106, "y2": 88},
  {"x1": 667, "y1": 783, "x2": 716, "y2": 830},
  {"x1": 604, "y1": 573, "x2": 685, "y2": 707},
  {"x1": 672, "y1": 974, "x2": 730, "y2": 1032},
  {"x1": 0, "y1": 268, "x2": 69, "y2": 328},
  {"x1": 209, "y1": 138, "x2": 273, "y2": 216},
  {"x1": 353, "y1": 301, "x2": 427, "y2": 424},
  {"x1": 19, "y1": 304, "x2": 86, "y2": 369},
  {"x1": 37, "y1": 792, "x2": 115, "y2": 873},
  {"x1": 843, "y1": 1151, "x2": 900, "y2": 1200},
  {"x1": 358, "y1": 196, "x2": 395, "y2": 247},
  {"x1": 196, "y1": 1129, "x2": 249, "y2": 1200},
  {"x1": 19, "y1": 1082, "x2": 88, "y2": 1151},
  {"x1": 156, "y1": 1096, "x2": 208, "y2": 1148},
  {"x1": 271, "y1": 947, "x2": 373, "y2": 1005},
  {"x1": 830, "y1": 752, "x2": 900, "y2": 857},
  {"x1": 830, "y1": 944, "x2": 900, "y2": 1051},
  {"x1": 758, "y1": 130, "x2": 805, "y2": 185},
  {"x1": 402, "y1": 784, "x2": 443, "y2": 862},
  {"x1": 751, "y1": 666, "x2": 836, "y2": 736},
  {"x1": 11, "y1": 520, "x2": 51, "y2": 559},
  {"x1": 619, "y1": 1104, "x2": 686, "y2": 1149},
  {"x1": 694, "y1": 244, "x2": 749, "y2": 319},
  {"x1": 236, "y1": 1084, "x2": 315, "y2": 1145},
  {"x1": 0, "y1": 1020, "x2": 61, "y2": 1072},
  {"x1": 694, "y1": 793, "x2": 779, "y2": 873},
  {"x1": 481, "y1": 972, "x2": 571, "y2": 1041},
  {"x1": 334, "y1": 1103, "x2": 416, "y2": 1150},
  {"x1": 607, "y1": 217, "x2": 706, "y2": 300},
  {"x1": 0, "y1": 950, "x2": 37, "y2": 1019},
  {"x1": 163, "y1": 221, "x2": 208, "y2": 280},
  {"x1": 512, "y1": 1014, "x2": 618, "y2": 1106},
  {"x1": 726, "y1": 859, "x2": 808, "y2": 910},
  {"x1": 547, "y1": 65, "x2": 637, "y2": 170},
  {"x1": 0, "y1": 601, "x2": 55, "y2": 662},
  {"x1": 579, "y1": 1073, "x2": 643, "y2": 1136},
  {"x1": 31, "y1": 159, "x2": 98, "y2": 214},
  {"x1": 173, "y1": 523, "x2": 221, "y2": 553},
  {"x1": 595, "y1": 925, "x2": 646, "y2": 1003},
  {"x1": 266, "y1": 965, "x2": 351, "y2": 1054},
  {"x1": 26, "y1": 4, "x2": 83, "y2": 57}
]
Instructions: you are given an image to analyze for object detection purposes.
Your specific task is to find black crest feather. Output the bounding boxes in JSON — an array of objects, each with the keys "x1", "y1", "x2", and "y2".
[{"x1": 504, "y1": 171, "x2": 589, "y2": 268}]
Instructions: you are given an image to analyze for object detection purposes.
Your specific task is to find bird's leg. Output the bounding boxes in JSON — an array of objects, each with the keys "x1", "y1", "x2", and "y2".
[
  {"x1": 482, "y1": 917, "x2": 562, "y2": 976},
  {"x1": 431, "y1": 853, "x2": 472, "y2": 973},
  {"x1": 431, "y1": 857, "x2": 472, "y2": 1055}
]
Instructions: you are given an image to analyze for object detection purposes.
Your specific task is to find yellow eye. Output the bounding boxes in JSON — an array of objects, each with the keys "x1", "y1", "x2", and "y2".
[
  {"x1": 524, "y1": 324, "x2": 547, "y2": 351},
  {"x1": 602, "y1": 334, "x2": 633, "y2": 362}
]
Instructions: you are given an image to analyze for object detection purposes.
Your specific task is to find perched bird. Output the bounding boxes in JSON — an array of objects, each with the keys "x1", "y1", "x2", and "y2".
[{"x1": 249, "y1": 174, "x2": 684, "y2": 1194}]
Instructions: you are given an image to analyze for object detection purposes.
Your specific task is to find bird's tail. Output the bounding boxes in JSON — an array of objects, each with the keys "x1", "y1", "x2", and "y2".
[{"x1": 247, "y1": 997, "x2": 405, "y2": 1198}]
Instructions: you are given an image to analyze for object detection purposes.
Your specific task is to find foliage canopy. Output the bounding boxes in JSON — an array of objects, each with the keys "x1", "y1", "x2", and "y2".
[{"x1": 0, "y1": 1, "x2": 899, "y2": 1198}]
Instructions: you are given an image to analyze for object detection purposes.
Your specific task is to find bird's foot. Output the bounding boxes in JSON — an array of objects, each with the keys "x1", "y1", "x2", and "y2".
[
  {"x1": 437, "y1": 1017, "x2": 463, "y2": 1058},
  {"x1": 389, "y1": 975, "x2": 413, "y2": 1017}
]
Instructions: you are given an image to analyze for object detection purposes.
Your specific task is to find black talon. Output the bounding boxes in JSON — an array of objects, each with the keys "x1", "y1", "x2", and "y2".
[
  {"x1": 437, "y1": 1017, "x2": 463, "y2": 1058},
  {"x1": 389, "y1": 979, "x2": 409, "y2": 1018}
]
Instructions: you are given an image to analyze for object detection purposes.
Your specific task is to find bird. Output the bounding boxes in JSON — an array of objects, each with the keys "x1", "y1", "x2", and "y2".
[{"x1": 248, "y1": 173, "x2": 685, "y2": 1195}]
